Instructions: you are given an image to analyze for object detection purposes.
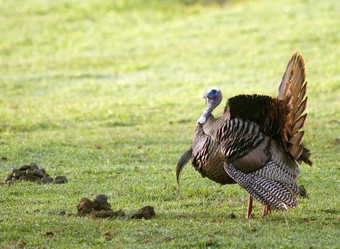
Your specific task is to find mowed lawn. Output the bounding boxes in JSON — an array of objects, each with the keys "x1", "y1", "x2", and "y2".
[{"x1": 0, "y1": 0, "x2": 339, "y2": 248}]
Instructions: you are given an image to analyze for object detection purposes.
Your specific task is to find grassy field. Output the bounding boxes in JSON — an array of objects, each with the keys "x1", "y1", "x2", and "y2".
[{"x1": 0, "y1": 0, "x2": 339, "y2": 248}]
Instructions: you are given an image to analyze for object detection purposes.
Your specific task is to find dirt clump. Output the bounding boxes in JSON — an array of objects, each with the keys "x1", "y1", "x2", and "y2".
[
  {"x1": 53, "y1": 175, "x2": 68, "y2": 184},
  {"x1": 91, "y1": 209, "x2": 124, "y2": 219},
  {"x1": 3, "y1": 162, "x2": 68, "y2": 185},
  {"x1": 93, "y1": 194, "x2": 111, "y2": 210},
  {"x1": 77, "y1": 198, "x2": 94, "y2": 216},
  {"x1": 44, "y1": 230, "x2": 54, "y2": 236},
  {"x1": 76, "y1": 195, "x2": 125, "y2": 219},
  {"x1": 131, "y1": 206, "x2": 155, "y2": 219},
  {"x1": 228, "y1": 213, "x2": 237, "y2": 219}
]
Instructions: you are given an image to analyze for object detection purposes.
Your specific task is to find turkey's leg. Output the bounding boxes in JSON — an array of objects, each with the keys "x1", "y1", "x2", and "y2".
[
  {"x1": 246, "y1": 195, "x2": 254, "y2": 218},
  {"x1": 262, "y1": 206, "x2": 271, "y2": 217}
]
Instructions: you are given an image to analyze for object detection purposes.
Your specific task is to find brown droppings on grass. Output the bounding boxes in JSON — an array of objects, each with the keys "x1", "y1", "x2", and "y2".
[
  {"x1": 93, "y1": 194, "x2": 111, "y2": 210},
  {"x1": 131, "y1": 206, "x2": 155, "y2": 219},
  {"x1": 3, "y1": 163, "x2": 63, "y2": 185},
  {"x1": 76, "y1": 195, "x2": 125, "y2": 219},
  {"x1": 77, "y1": 198, "x2": 94, "y2": 216},
  {"x1": 91, "y1": 209, "x2": 125, "y2": 219},
  {"x1": 228, "y1": 213, "x2": 237, "y2": 219},
  {"x1": 53, "y1": 175, "x2": 68, "y2": 184},
  {"x1": 44, "y1": 230, "x2": 54, "y2": 236}
]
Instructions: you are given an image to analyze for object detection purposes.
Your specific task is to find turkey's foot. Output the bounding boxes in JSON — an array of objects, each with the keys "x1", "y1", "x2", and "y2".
[{"x1": 262, "y1": 206, "x2": 271, "y2": 217}]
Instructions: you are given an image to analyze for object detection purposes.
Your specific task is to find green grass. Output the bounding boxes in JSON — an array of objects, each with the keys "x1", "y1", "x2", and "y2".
[{"x1": 0, "y1": 0, "x2": 339, "y2": 248}]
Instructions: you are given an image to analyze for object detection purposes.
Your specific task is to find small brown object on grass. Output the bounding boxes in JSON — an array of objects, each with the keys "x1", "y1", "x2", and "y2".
[
  {"x1": 44, "y1": 230, "x2": 54, "y2": 236},
  {"x1": 76, "y1": 195, "x2": 125, "y2": 219},
  {"x1": 77, "y1": 198, "x2": 94, "y2": 216},
  {"x1": 131, "y1": 206, "x2": 155, "y2": 219},
  {"x1": 53, "y1": 175, "x2": 68, "y2": 184}
]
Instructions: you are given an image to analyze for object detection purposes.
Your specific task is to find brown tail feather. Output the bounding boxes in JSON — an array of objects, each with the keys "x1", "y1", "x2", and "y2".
[
  {"x1": 278, "y1": 52, "x2": 312, "y2": 166},
  {"x1": 290, "y1": 56, "x2": 306, "y2": 98},
  {"x1": 295, "y1": 83, "x2": 307, "y2": 109},
  {"x1": 290, "y1": 131, "x2": 305, "y2": 145},
  {"x1": 292, "y1": 114, "x2": 307, "y2": 134},
  {"x1": 299, "y1": 147, "x2": 312, "y2": 166},
  {"x1": 293, "y1": 100, "x2": 308, "y2": 122},
  {"x1": 288, "y1": 144, "x2": 303, "y2": 159},
  {"x1": 278, "y1": 52, "x2": 297, "y2": 100}
]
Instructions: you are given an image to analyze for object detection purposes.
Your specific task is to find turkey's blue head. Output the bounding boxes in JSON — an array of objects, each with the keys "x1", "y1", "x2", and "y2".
[
  {"x1": 197, "y1": 87, "x2": 223, "y2": 124},
  {"x1": 204, "y1": 87, "x2": 222, "y2": 105}
]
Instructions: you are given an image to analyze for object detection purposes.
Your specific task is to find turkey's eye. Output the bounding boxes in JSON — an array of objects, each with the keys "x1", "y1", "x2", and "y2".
[{"x1": 212, "y1": 90, "x2": 217, "y2": 94}]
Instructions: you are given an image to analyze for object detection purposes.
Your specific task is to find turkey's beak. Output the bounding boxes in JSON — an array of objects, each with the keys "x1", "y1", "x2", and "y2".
[{"x1": 204, "y1": 91, "x2": 215, "y2": 105}]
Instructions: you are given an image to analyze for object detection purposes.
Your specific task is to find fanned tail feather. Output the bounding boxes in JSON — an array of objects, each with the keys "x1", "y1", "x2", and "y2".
[{"x1": 277, "y1": 52, "x2": 312, "y2": 166}]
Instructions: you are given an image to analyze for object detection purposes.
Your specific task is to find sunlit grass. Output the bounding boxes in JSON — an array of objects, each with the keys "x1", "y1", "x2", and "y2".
[{"x1": 0, "y1": 0, "x2": 339, "y2": 248}]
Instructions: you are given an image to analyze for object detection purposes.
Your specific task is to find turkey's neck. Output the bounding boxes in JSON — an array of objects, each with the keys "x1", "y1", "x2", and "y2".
[
  {"x1": 198, "y1": 98, "x2": 222, "y2": 124},
  {"x1": 202, "y1": 104, "x2": 215, "y2": 119}
]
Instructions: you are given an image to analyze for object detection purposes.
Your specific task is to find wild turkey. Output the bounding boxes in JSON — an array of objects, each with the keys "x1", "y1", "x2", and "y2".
[{"x1": 177, "y1": 52, "x2": 312, "y2": 218}]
